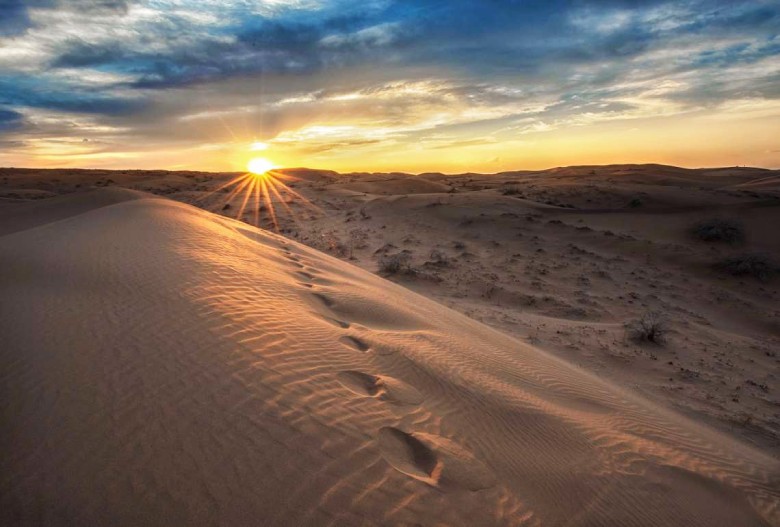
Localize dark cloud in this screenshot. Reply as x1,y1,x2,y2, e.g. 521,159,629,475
29,0,778,95
0,0,131,36
52,41,126,68
0,76,146,116
0,0,51,36
0,107,24,131
128,14,377,88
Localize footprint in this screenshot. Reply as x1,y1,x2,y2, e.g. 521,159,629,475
317,314,350,329
296,271,315,282
377,428,496,491
336,371,423,405
311,292,335,308
339,335,370,352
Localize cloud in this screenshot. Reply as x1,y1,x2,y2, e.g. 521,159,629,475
0,107,24,131
0,0,778,169
10,0,779,92
0,75,145,116
0,0,50,36
0,0,133,37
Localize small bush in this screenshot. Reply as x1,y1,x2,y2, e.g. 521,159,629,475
627,198,643,208
692,218,745,244
626,312,667,344
426,249,451,267
502,187,523,196
716,253,775,281
379,252,413,275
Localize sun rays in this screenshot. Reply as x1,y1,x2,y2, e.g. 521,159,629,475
247,157,276,175
200,169,319,231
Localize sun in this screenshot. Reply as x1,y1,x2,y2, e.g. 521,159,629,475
247,157,276,175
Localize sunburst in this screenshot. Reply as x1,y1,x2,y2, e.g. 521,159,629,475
247,157,275,175
200,166,319,231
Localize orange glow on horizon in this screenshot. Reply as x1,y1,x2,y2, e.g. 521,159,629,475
4,101,779,172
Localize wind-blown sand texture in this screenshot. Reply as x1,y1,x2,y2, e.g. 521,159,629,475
1,187,778,526
6,164,776,451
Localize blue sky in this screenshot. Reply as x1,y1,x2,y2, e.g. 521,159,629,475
0,0,778,171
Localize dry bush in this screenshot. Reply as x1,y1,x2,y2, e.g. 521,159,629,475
426,249,452,267
379,252,413,275
692,218,745,244
626,312,668,345
716,253,775,281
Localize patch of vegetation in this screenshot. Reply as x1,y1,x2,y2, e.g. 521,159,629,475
691,218,745,244
425,249,452,268
716,253,775,281
626,311,668,345
379,252,413,275
627,198,643,208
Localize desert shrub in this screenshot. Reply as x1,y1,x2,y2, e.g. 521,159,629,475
502,186,523,196
347,228,369,258
379,252,413,275
627,198,643,208
692,218,745,244
427,249,451,267
626,311,668,344
716,253,775,281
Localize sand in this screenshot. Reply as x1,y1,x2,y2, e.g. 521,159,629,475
1,168,779,526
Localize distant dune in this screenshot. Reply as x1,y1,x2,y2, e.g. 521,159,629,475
1,186,779,526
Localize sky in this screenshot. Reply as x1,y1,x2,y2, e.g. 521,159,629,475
0,0,779,173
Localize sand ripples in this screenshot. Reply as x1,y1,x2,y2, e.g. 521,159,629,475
1,196,777,526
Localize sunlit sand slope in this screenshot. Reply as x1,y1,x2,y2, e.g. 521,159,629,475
1,193,778,526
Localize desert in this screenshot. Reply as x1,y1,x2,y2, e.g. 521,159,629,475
1,165,779,526
2,0,780,524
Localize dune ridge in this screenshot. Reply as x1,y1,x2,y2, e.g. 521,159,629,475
1,191,778,526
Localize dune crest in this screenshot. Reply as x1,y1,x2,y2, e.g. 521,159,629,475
1,193,778,526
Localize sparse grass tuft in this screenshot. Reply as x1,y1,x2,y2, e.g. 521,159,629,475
379,252,413,275
626,311,668,345
692,218,745,244
716,253,775,281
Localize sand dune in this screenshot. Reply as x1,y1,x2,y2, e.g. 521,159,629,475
2,190,778,526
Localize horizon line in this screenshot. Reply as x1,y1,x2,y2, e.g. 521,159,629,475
1,162,778,176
